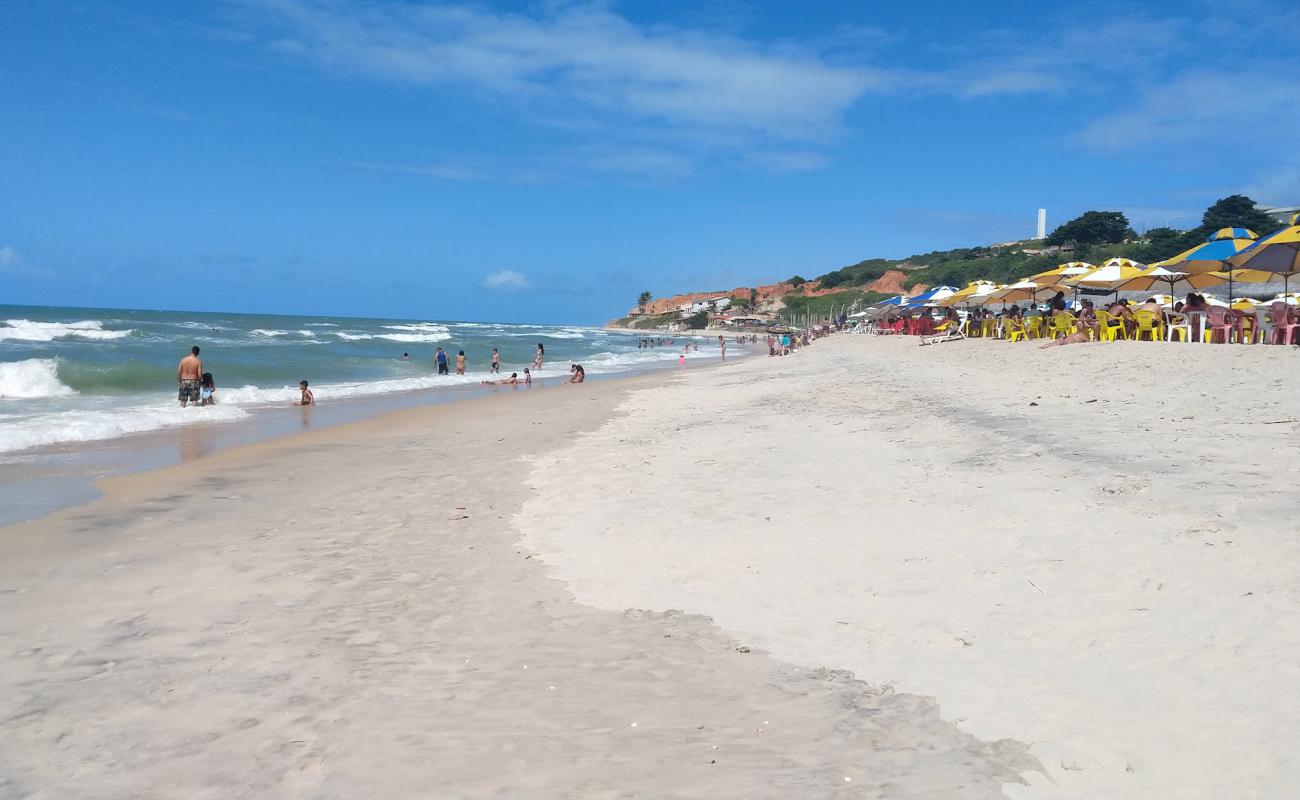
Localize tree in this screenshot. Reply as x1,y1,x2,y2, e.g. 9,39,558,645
748,287,758,311
1044,211,1135,247
788,275,807,287
1195,195,1277,238
637,291,652,315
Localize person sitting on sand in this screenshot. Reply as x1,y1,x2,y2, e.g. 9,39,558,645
482,372,518,386
295,380,314,405
199,372,217,406
569,364,585,383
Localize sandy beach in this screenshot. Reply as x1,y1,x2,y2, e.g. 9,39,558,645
3,336,1298,798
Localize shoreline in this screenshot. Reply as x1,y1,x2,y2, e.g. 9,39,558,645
0,346,1033,798
0,348,749,527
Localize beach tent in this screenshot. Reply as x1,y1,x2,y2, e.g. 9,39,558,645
1226,214,1300,296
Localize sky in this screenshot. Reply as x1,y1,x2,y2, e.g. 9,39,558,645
2,0,1299,323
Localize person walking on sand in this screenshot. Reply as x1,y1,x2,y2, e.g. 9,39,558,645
177,346,203,407
490,348,501,374
534,343,544,370
455,350,466,375
435,347,450,375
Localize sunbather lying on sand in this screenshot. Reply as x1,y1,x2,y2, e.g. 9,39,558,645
1039,331,1090,348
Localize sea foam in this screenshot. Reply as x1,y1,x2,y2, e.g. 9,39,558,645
0,359,77,399
0,319,133,342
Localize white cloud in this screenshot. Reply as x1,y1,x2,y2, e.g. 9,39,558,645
242,0,877,142
0,246,21,269
482,269,529,292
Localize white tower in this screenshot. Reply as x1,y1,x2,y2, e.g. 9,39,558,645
1036,208,1047,240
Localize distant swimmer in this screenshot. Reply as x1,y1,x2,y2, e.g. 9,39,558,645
435,346,449,375
490,348,501,374
177,346,203,407
402,352,409,360
482,372,519,386
295,380,315,405
456,350,466,375
569,364,585,383
534,343,544,369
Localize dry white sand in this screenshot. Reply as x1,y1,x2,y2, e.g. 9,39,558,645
1,373,1035,799
518,335,1300,799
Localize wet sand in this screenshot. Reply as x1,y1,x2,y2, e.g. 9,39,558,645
1,368,1034,799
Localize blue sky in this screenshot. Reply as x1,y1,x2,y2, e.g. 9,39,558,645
3,0,1299,323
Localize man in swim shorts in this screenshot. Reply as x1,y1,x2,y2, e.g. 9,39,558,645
177,346,203,407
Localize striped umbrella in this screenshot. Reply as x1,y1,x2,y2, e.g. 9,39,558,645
1068,258,1148,299
1153,227,1260,302
936,280,999,307
1117,265,1227,298
1226,215,1300,296
1027,262,1095,284
985,279,1071,305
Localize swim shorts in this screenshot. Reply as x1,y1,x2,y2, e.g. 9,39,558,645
179,379,200,403
437,363,449,374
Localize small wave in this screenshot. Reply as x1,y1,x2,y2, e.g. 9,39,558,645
333,331,452,343
0,403,250,454
0,319,133,342
382,323,451,333
250,329,289,337
295,330,317,337
304,322,339,327
0,359,77,399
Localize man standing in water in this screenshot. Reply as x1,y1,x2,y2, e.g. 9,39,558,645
490,348,501,374
177,346,203,407
435,347,449,375
718,335,727,361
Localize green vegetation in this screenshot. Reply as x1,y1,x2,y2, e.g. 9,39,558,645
637,290,652,315
787,275,807,287
613,311,678,329
807,194,1286,296
682,310,709,329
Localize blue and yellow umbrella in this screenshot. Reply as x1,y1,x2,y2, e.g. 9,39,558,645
1226,215,1300,295
1153,227,1259,301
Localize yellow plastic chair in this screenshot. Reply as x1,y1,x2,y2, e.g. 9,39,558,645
1047,314,1074,339
1094,310,1125,342
1166,314,1190,342
981,318,996,338
1133,310,1164,341
1023,316,1043,339
1006,318,1026,342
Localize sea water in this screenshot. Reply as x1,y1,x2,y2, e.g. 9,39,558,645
0,305,728,456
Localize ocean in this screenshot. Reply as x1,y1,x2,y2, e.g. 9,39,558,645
0,305,726,456
0,305,739,523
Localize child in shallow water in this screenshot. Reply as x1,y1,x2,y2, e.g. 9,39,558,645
199,372,216,406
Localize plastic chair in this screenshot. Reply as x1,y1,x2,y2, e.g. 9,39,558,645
1237,313,1258,344
1094,310,1125,341
1133,310,1164,341
1047,314,1074,339
980,318,996,338
1166,314,1191,342
1268,302,1300,345
1203,308,1236,344
1005,318,1026,342
1023,316,1043,339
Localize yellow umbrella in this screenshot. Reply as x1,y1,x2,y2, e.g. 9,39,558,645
985,279,1071,304
1226,222,1300,296
1118,265,1227,296
1068,258,1148,292
1027,262,1095,285
936,280,999,307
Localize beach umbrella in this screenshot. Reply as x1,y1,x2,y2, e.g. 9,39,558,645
1118,265,1228,298
1225,214,1300,297
985,279,1071,305
937,280,998,307
1068,258,1148,300
1027,262,1095,284
904,285,959,307
1154,227,1260,303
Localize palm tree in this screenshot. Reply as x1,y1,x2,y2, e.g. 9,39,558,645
637,291,652,315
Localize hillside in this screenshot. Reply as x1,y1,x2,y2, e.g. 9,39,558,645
615,194,1285,327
